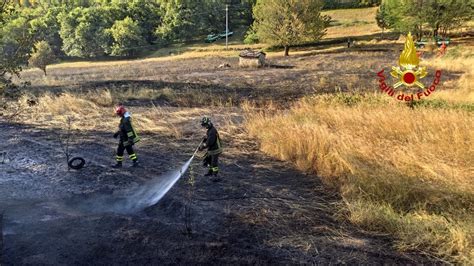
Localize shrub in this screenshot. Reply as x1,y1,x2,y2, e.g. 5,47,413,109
28,41,56,75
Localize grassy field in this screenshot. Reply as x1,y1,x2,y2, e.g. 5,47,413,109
13,44,472,263
425,45,474,103
245,49,474,263
322,7,381,38
5,5,474,263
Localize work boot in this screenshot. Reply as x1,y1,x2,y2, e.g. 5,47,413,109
112,162,122,168
132,160,139,167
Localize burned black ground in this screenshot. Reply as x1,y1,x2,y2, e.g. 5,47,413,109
0,120,432,264
0,51,442,264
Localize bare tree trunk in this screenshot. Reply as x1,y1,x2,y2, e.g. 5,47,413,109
434,22,439,37
419,24,423,41
284,46,290,56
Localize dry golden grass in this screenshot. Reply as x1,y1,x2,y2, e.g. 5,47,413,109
245,52,474,262
323,7,378,22
13,91,167,135
9,89,243,143
38,43,265,70
423,44,474,103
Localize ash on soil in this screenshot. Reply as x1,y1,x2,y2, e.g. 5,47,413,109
0,122,429,264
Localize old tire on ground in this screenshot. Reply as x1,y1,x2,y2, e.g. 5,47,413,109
68,157,85,170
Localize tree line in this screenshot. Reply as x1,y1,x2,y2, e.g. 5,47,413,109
2,0,256,58
1,0,473,93
376,0,473,40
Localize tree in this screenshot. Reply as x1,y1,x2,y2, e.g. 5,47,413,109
156,0,237,43
359,0,381,6
378,0,418,37
0,10,31,78
123,0,161,43
424,0,473,36
156,0,201,42
240,0,257,24
244,27,259,44
58,6,115,57
107,17,145,56
28,40,55,75
200,0,227,34
0,0,12,23
251,0,330,56
375,3,389,34
1,0,33,98
380,0,473,39
29,6,64,56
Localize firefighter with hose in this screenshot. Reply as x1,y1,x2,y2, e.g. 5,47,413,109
112,104,140,168
199,117,223,181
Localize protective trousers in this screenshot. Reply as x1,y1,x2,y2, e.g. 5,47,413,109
204,153,219,173
116,142,138,162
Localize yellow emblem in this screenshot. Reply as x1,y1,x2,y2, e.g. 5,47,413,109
390,32,427,89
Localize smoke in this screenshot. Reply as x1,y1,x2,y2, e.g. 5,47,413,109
69,153,197,215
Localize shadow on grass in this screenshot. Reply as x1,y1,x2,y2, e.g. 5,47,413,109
27,79,312,108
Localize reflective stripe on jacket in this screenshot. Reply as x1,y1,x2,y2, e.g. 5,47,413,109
118,112,140,144
206,125,222,155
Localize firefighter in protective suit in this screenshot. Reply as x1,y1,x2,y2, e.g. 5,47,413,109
199,117,223,181
112,104,140,168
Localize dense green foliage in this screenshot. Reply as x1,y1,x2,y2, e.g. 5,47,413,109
1,0,31,96
58,6,115,57
0,0,258,93
108,17,145,56
0,0,22,95
1,0,256,61
377,0,473,39
250,0,330,56
157,0,255,43
1,0,30,77
29,7,63,55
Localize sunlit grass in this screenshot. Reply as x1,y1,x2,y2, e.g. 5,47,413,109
322,7,381,38
423,44,474,103
245,50,474,263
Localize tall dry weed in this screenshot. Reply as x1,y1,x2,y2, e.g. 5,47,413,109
423,46,474,103
245,94,473,263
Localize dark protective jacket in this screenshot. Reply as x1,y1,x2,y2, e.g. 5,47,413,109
204,125,223,155
117,112,140,146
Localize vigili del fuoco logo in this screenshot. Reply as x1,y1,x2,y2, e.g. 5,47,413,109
377,32,442,101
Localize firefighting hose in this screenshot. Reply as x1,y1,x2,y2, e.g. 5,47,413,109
103,139,205,213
